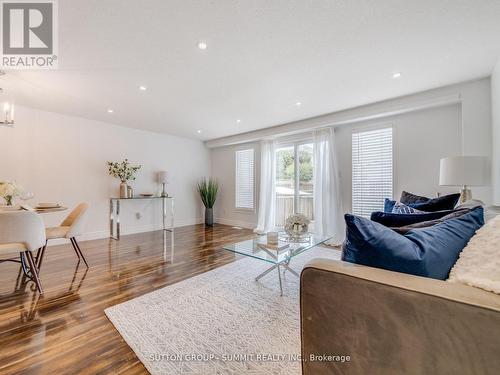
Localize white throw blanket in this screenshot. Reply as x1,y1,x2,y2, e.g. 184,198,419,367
448,215,500,294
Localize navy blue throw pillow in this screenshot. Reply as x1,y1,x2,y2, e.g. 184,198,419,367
391,208,473,234
409,193,460,212
384,193,460,213
342,207,484,280
371,209,457,227
400,191,431,205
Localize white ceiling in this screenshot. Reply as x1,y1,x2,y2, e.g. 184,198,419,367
2,0,500,141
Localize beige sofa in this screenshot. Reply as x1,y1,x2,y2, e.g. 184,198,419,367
300,258,500,375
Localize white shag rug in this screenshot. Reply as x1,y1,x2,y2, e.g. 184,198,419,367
105,246,340,375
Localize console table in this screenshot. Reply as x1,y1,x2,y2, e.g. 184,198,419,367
109,197,174,248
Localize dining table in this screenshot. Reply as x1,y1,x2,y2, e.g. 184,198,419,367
0,206,68,214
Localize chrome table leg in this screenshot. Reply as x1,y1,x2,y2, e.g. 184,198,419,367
110,199,120,240
255,263,279,281
171,198,175,250
281,262,300,277
277,265,283,296
254,258,300,296
116,200,120,240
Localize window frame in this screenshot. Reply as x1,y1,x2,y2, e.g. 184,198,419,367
235,147,256,211
351,123,395,217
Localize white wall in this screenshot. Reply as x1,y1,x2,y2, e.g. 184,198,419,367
0,105,210,240
459,79,493,201
211,142,260,228
336,104,462,212
492,58,500,205
211,79,493,228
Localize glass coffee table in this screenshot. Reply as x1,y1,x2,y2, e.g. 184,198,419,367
223,233,332,295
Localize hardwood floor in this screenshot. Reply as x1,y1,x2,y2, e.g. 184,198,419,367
0,224,255,374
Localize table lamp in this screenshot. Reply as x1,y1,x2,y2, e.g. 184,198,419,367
158,171,169,197
439,156,489,204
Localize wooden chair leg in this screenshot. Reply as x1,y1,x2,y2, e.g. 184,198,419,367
70,238,81,260
72,238,89,268
24,251,43,294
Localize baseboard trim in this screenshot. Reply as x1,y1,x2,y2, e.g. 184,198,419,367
214,217,256,230
47,217,204,245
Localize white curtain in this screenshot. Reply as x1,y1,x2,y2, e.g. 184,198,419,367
313,127,345,244
255,140,276,234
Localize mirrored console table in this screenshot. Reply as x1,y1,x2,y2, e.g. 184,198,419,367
109,197,174,249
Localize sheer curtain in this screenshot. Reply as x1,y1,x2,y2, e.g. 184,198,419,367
255,140,276,234
313,127,345,244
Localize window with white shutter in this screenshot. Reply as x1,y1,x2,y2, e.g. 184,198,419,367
235,149,255,209
352,127,393,218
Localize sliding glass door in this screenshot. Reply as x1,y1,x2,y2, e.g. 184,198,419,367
275,142,314,228
275,146,295,227
298,143,314,220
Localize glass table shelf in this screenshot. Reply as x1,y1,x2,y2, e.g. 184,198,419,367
223,232,332,295
223,233,331,264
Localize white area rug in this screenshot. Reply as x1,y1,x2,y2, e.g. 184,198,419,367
105,246,340,375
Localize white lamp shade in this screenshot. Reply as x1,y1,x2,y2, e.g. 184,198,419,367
439,156,489,186
157,171,169,184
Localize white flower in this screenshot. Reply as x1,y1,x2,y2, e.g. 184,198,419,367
0,181,23,199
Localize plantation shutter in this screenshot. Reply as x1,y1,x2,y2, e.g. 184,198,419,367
352,127,393,218
235,149,255,209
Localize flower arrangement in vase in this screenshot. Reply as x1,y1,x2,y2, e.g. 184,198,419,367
107,159,142,198
0,181,23,206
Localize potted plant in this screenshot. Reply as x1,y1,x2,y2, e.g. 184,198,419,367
197,177,218,226
107,159,142,198
0,181,23,206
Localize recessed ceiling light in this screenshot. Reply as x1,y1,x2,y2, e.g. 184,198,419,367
295,102,302,107
236,119,241,123
107,109,114,113
392,72,402,79
138,85,147,91
197,129,202,134
197,41,208,50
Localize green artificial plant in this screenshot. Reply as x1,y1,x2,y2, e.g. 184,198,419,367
197,177,219,208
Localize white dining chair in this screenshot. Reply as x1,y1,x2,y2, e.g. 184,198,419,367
37,203,89,269
0,211,46,294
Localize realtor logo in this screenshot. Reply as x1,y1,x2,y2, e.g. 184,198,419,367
1,0,58,69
